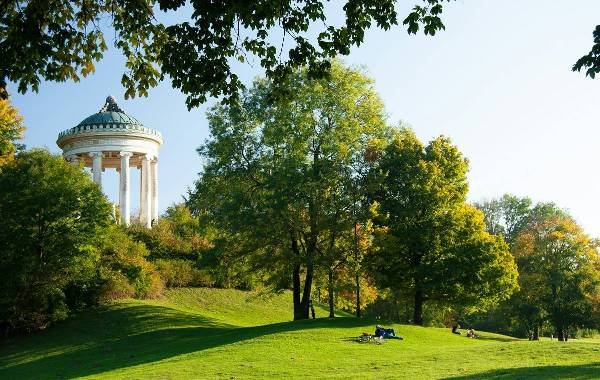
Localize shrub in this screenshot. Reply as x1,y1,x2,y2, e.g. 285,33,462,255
154,259,214,287
127,204,212,261
98,226,164,300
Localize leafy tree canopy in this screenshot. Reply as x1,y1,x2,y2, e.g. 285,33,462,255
475,194,566,249
369,128,519,325
1,0,451,107
513,212,600,340
190,61,389,319
0,149,112,333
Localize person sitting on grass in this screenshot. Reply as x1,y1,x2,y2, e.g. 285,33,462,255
452,324,461,335
467,328,477,338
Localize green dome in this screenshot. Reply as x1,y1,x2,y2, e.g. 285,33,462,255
76,96,143,127
77,111,142,127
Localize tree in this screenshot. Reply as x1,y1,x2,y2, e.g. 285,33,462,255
0,97,25,165
475,195,566,250
574,25,600,79
473,196,582,339
369,129,518,325
513,214,600,341
189,61,389,319
0,149,112,334
1,0,450,107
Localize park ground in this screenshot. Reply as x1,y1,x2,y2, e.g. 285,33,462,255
1,288,599,379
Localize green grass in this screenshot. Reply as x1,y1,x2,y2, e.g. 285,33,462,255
1,288,599,379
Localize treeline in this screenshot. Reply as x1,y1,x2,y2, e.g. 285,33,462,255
468,195,600,340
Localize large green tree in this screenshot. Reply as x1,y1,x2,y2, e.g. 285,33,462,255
0,149,112,334
369,129,518,325
1,0,450,106
190,61,388,319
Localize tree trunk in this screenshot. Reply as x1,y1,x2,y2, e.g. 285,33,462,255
413,287,424,326
328,268,335,318
532,326,539,340
298,261,314,320
292,264,302,320
355,273,361,318
557,327,565,341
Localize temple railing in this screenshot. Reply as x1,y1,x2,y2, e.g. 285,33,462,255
58,124,162,140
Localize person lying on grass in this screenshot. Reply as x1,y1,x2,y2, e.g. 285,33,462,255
452,324,461,335
375,325,403,340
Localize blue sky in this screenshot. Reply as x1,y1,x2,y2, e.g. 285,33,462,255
10,1,600,236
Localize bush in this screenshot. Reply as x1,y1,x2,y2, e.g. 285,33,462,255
98,226,164,300
127,204,212,261
98,271,136,302
155,259,214,287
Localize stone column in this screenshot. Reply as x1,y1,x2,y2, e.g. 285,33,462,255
90,152,103,189
119,151,133,226
140,162,147,225
140,154,152,228
151,158,158,224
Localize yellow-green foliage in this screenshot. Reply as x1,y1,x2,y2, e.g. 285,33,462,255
99,226,164,300
128,204,212,261
154,259,214,288
0,98,25,165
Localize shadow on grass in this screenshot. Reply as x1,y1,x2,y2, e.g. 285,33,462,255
0,304,371,379
446,362,600,379
470,335,519,343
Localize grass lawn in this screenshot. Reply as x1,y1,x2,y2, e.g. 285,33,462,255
1,288,599,379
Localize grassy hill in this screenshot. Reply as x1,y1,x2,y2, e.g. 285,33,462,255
1,288,598,379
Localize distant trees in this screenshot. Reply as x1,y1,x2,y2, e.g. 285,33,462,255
368,129,519,325
0,150,112,333
514,214,599,341
475,195,600,340
190,61,389,320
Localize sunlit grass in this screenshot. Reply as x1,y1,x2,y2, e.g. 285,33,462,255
1,288,598,379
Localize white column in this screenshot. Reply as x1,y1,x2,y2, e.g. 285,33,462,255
90,152,103,189
151,158,158,224
119,151,133,226
140,162,147,225
141,154,152,228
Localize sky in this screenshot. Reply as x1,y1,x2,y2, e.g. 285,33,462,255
10,1,600,236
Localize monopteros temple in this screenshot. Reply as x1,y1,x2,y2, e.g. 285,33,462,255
57,96,162,227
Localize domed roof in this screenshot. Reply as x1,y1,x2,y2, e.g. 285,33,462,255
57,96,162,144
76,96,143,127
